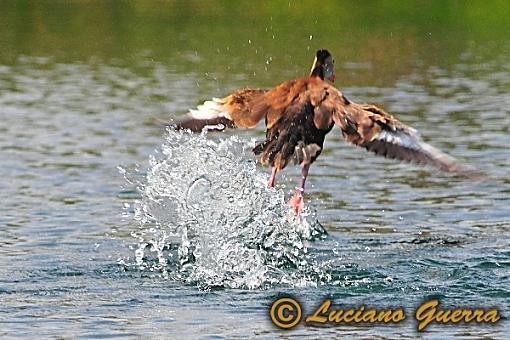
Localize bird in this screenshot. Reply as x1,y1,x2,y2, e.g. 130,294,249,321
169,49,480,213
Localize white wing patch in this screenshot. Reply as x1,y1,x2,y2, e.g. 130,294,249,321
188,98,232,120
376,130,421,150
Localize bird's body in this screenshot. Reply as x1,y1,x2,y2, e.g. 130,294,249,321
171,49,477,212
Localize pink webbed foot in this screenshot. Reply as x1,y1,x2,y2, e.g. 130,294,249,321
288,188,304,214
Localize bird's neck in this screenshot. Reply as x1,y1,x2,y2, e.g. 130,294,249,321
310,65,325,80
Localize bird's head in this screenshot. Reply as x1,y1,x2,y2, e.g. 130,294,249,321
310,49,336,82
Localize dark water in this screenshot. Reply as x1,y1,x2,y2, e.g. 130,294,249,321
1,1,509,338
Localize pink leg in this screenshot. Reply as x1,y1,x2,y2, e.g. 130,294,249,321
268,167,278,188
288,163,310,213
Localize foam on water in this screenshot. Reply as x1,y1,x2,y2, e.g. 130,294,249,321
124,130,330,289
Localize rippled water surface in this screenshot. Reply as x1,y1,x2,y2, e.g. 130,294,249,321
1,1,509,338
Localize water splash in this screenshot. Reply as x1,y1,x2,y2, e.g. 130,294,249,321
126,129,330,289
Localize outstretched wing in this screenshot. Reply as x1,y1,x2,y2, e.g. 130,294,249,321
318,87,481,177
169,77,315,132
168,88,268,132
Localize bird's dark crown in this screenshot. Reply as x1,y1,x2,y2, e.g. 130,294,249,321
310,49,333,80
315,49,332,62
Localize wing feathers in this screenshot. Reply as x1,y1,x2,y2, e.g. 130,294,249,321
330,100,481,177
172,88,268,132
169,74,481,179
172,116,236,132
188,98,230,120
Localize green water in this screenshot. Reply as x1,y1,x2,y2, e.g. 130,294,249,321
2,1,509,78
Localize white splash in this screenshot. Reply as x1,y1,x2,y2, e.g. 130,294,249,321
127,129,329,289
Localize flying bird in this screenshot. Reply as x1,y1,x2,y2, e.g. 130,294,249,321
169,49,478,213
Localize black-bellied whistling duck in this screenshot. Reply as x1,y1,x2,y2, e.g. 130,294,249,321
172,49,478,213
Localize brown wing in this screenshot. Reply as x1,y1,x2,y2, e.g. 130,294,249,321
168,88,266,132
170,77,314,132
314,86,482,177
